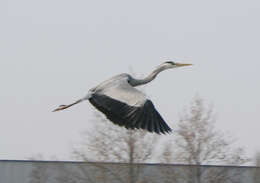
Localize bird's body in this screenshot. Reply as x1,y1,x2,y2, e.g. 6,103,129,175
89,73,146,107
53,62,192,134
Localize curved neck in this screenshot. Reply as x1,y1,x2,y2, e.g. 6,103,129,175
130,66,166,87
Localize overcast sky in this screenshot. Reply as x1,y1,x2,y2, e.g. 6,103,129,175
1,0,260,163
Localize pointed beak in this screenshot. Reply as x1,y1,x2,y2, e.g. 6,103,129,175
175,63,193,67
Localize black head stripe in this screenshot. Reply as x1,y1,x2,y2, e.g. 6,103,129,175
164,61,175,65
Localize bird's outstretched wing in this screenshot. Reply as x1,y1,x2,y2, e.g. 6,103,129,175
89,79,172,134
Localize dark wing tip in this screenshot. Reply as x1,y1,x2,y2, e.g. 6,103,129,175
89,94,172,135
144,100,172,135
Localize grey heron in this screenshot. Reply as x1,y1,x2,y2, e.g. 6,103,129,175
53,62,192,134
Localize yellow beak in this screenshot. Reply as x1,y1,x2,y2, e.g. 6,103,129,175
175,63,193,67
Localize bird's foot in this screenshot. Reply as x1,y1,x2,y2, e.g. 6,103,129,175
52,105,68,112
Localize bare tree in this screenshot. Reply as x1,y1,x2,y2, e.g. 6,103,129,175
28,163,49,183
57,111,159,183
28,155,55,183
253,152,260,183
254,152,260,167
29,95,251,183
160,96,249,183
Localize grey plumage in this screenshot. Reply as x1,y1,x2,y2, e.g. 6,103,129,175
53,62,192,134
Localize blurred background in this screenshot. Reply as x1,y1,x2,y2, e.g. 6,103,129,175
0,0,260,166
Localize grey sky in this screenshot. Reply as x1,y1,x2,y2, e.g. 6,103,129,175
0,0,260,162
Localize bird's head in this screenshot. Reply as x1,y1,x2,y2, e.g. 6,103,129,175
160,61,192,69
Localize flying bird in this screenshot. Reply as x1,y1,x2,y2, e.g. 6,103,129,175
53,62,192,134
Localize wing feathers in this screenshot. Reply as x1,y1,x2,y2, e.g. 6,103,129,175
89,94,172,134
